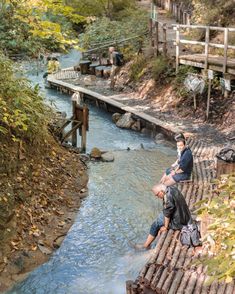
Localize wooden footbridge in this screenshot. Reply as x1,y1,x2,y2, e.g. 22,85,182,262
150,2,235,82
126,138,235,294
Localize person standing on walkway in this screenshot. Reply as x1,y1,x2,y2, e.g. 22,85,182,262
160,137,193,186
109,47,123,90
135,184,191,249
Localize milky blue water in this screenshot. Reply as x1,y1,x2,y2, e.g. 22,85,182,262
8,51,176,294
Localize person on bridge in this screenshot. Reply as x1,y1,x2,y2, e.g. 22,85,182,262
109,47,123,90
135,184,191,249
43,57,61,79
160,136,193,186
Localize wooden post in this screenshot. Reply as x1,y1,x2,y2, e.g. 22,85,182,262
72,101,77,147
176,4,179,22
223,73,231,98
81,105,88,153
193,93,197,110
204,26,210,70
155,21,159,56
126,280,132,294
223,28,228,73
206,78,212,119
176,25,180,73
149,18,154,47
163,24,167,57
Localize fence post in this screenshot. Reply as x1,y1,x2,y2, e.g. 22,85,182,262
72,101,77,147
163,23,167,57
149,18,154,47
176,25,180,73
204,27,210,70
223,28,228,74
155,21,159,56
81,105,88,153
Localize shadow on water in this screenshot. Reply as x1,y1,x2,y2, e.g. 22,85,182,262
8,51,177,294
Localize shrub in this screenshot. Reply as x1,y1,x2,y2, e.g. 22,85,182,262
129,54,146,81
151,56,169,81
195,173,235,283
0,52,50,145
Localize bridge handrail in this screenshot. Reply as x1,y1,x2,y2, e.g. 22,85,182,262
173,24,235,73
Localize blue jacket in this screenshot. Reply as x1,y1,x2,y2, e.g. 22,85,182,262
178,147,193,175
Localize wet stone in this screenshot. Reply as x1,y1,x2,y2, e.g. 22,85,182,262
101,152,114,162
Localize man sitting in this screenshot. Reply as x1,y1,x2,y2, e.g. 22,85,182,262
160,137,193,186
135,184,191,249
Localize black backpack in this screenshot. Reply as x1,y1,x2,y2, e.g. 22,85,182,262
180,222,201,247
115,52,124,66
216,147,235,163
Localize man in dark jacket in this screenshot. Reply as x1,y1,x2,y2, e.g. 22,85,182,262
136,184,191,249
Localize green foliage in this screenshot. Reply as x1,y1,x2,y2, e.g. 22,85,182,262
66,0,136,19
0,0,85,56
79,8,148,51
191,0,235,26
196,173,235,283
0,52,50,144
151,56,170,81
129,54,146,81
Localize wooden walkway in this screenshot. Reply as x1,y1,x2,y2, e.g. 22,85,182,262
126,138,235,294
47,73,184,138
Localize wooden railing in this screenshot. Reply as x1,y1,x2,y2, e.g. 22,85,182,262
154,0,192,25
149,18,168,57
173,24,235,73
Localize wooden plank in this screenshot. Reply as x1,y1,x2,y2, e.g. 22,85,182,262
151,265,165,289
144,264,156,286
149,231,168,264
176,270,192,293
168,269,184,294
156,229,174,264
155,267,169,292
162,270,176,293
179,59,235,75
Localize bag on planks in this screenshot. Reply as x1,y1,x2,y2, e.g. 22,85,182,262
180,221,201,247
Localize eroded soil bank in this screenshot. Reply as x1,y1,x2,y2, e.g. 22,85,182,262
0,135,88,292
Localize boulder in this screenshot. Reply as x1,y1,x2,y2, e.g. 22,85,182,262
131,119,141,131
101,152,114,162
116,112,135,129
112,113,122,123
90,147,102,159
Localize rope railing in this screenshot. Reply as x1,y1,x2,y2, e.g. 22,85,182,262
81,31,149,57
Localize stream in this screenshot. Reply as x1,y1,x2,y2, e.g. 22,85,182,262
8,50,176,294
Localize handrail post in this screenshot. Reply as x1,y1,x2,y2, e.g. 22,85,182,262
149,18,154,47
155,21,159,56
72,100,77,147
81,105,88,153
175,25,180,73
223,28,228,73
163,23,167,57
204,26,210,70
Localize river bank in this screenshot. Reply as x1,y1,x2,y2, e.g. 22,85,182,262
0,134,88,292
